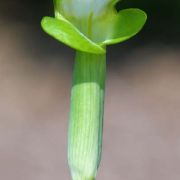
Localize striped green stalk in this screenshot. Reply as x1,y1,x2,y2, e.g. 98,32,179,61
69,51,106,180
41,0,147,179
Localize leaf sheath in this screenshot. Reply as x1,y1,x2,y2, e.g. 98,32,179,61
68,51,106,180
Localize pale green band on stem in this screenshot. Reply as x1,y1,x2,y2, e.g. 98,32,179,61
68,51,106,180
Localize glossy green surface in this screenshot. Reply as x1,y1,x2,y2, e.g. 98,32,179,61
41,8,147,49
101,8,147,45
41,16,105,54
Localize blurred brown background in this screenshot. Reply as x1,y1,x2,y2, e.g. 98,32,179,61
0,1,180,180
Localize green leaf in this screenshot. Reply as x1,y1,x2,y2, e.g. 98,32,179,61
101,8,147,45
41,16,105,54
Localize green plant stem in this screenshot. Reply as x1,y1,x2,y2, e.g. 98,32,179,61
68,51,106,180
